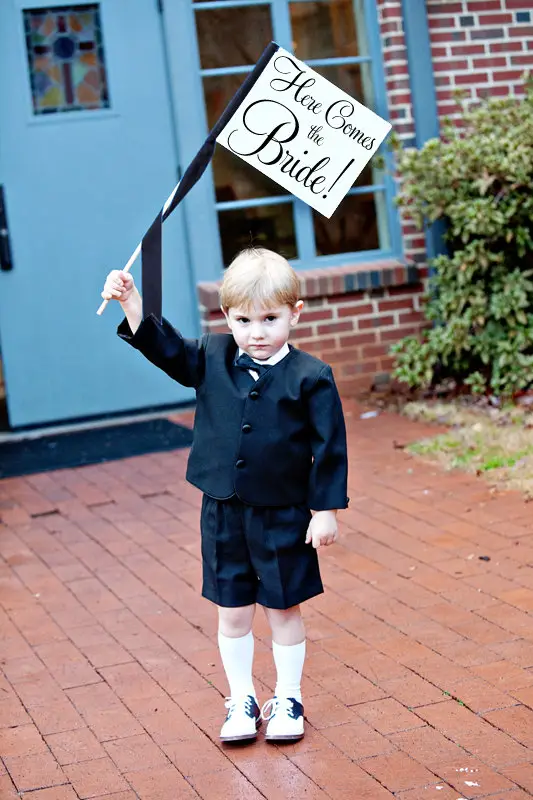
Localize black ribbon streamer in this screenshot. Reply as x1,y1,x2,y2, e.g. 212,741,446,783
141,40,280,321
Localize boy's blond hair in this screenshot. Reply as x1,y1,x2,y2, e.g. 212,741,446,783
220,248,300,311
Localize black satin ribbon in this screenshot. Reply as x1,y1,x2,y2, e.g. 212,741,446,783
141,41,280,321
234,352,272,374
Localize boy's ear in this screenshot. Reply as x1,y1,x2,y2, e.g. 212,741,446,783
221,305,230,322
290,300,304,326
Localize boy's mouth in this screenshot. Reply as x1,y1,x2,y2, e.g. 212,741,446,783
250,345,269,357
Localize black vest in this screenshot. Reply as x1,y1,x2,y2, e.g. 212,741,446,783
119,315,348,509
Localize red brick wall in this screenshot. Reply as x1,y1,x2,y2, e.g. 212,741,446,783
427,0,532,116
375,0,531,261
292,288,425,398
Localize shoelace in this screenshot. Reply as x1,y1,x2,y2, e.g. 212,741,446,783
260,696,294,721
224,696,254,718
224,697,235,717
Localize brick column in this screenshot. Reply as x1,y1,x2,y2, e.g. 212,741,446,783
377,0,429,267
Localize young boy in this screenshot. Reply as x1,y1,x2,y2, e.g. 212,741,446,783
102,248,348,743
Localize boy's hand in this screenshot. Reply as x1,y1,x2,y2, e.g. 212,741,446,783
102,270,135,304
305,510,338,549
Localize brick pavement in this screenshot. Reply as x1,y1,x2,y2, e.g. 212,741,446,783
1,402,532,799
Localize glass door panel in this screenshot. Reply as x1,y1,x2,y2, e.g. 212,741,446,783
312,63,371,106
219,204,298,264
313,192,388,256
195,1,297,262
290,0,360,60
196,3,273,69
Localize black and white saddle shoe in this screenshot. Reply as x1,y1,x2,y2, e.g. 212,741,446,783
261,696,305,741
220,695,261,742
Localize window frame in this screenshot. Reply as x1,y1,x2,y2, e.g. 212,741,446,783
162,0,401,283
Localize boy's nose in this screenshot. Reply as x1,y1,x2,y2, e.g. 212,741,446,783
250,325,264,340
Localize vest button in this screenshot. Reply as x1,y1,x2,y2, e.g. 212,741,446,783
242,424,252,434
235,459,245,469
249,390,259,400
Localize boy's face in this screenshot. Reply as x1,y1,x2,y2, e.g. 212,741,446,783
223,301,303,360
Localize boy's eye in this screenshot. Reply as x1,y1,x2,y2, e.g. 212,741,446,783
265,315,277,322
237,317,249,324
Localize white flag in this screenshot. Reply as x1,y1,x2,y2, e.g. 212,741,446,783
216,47,392,218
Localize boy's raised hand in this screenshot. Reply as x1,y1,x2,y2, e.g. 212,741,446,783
305,510,338,549
101,270,135,304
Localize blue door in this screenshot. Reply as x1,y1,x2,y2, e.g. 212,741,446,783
0,0,197,428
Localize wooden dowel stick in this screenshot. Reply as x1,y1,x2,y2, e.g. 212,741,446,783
96,241,142,315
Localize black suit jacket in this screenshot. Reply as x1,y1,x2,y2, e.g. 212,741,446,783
118,315,349,510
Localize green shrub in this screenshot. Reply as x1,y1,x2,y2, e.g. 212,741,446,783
391,79,533,398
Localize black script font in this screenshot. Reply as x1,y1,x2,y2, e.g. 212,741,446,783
325,100,376,150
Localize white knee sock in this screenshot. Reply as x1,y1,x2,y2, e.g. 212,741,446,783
218,630,256,700
272,640,306,702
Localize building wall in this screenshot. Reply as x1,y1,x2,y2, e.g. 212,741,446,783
427,0,532,113
198,0,530,397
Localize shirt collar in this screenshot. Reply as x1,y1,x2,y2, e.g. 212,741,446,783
238,342,290,367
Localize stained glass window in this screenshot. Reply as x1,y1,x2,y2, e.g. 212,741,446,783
23,4,110,115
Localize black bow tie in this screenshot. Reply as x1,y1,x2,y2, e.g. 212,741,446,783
234,352,272,374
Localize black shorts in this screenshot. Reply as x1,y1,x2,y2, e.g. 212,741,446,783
200,495,324,610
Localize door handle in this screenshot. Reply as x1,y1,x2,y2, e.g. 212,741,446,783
0,185,13,271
